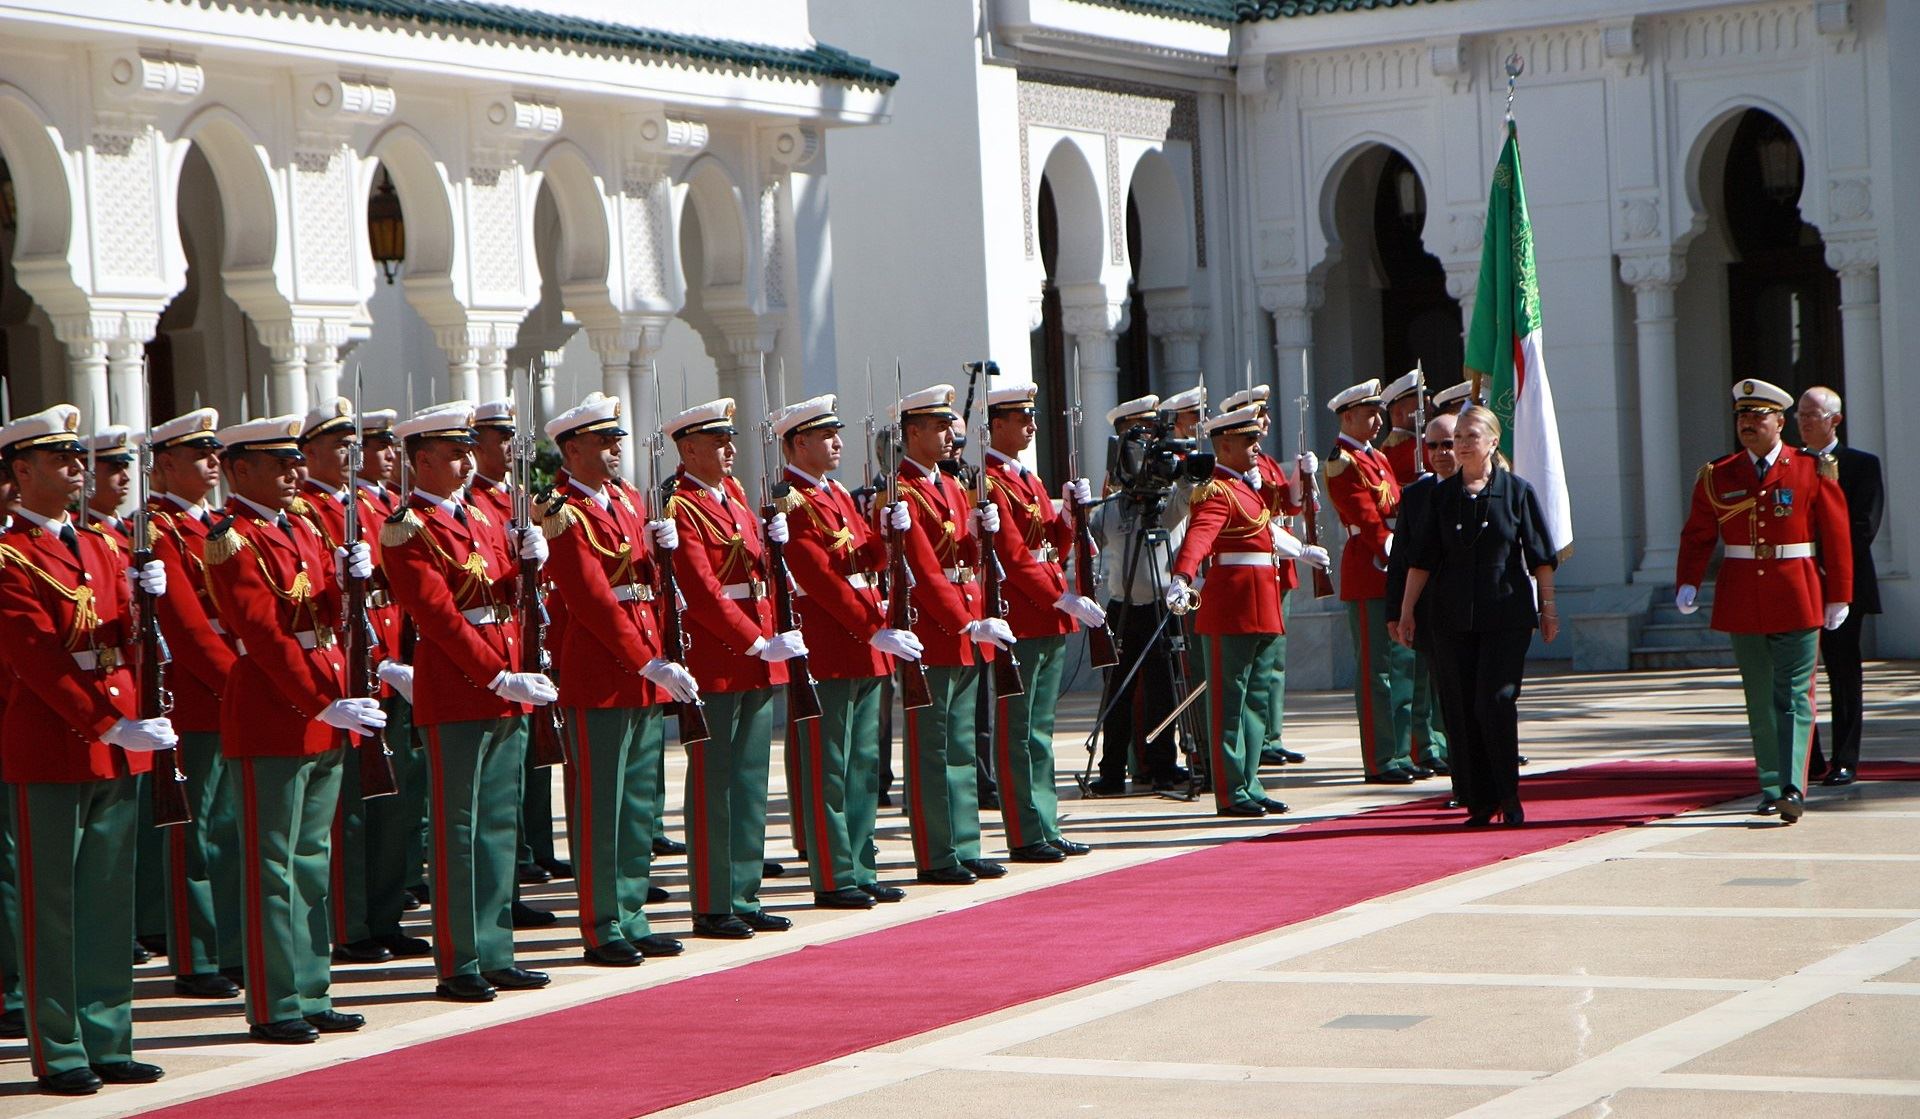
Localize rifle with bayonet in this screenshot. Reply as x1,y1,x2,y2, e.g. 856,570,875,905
1297,351,1335,599
1066,347,1117,668
885,359,932,711
965,358,1023,699
759,356,821,722
343,364,398,798
132,360,191,826
652,360,710,744
513,362,567,767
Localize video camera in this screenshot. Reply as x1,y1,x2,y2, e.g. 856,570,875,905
1106,419,1214,500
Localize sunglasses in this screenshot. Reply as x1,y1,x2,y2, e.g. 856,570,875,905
1424,439,1454,449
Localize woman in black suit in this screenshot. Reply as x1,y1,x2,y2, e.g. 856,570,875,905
1396,406,1559,826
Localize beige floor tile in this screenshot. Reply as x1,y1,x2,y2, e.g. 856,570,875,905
1562,1088,1920,1118
655,1067,834,1118
1869,958,1920,983
1479,856,1920,910
1676,993,1920,1080
1653,815,1920,855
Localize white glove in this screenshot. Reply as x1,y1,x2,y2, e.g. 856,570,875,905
335,542,373,582
1297,451,1320,477
1675,584,1699,615
869,628,925,661
489,671,558,706
316,697,388,735
751,630,809,662
641,658,700,703
887,501,911,532
1063,478,1093,506
1164,575,1197,616
973,503,1001,535
967,616,1015,649
1301,545,1331,571
377,660,415,705
1382,532,1394,557
1824,602,1850,631
517,525,548,565
102,716,178,753
1269,522,1306,560
127,560,167,597
1053,593,1107,629
647,518,679,552
763,512,789,546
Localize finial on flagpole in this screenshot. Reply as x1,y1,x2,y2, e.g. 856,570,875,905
1504,52,1524,124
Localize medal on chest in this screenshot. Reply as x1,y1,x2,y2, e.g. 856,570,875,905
1773,488,1793,520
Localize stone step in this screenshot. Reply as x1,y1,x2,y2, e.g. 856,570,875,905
1637,622,1733,650
1649,601,1715,627
1631,645,1739,670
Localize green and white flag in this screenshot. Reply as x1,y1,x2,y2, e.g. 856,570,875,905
1464,123,1573,556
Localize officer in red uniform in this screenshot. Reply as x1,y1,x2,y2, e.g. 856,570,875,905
380,402,558,999
1166,404,1328,816
0,404,176,1095
538,392,694,963
144,408,245,998
1677,378,1852,823
1378,369,1425,486
204,414,386,1044
773,395,921,908
1325,379,1421,783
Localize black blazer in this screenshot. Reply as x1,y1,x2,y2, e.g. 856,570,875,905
1385,473,1437,630
1829,445,1882,615
1408,467,1558,633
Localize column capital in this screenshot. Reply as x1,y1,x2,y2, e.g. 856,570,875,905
1617,251,1686,294
710,309,781,360
1824,236,1878,277
51,308,160,349
1256,278,1324,317
1143,292,1208,340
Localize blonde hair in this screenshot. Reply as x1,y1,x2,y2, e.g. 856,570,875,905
1457,405,1512,471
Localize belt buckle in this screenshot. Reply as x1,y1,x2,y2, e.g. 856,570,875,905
750,579,767,600
96,647,120,673
1753,543,1775,561
956,565,976,585
316,625,336,649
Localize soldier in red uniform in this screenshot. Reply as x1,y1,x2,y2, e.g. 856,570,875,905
204,414,386,1044
355,410,400,517
380,402,558,998
0,404,176,1094
773,395,921,908
981,383,1100,862
144,408,245,999
538,392,694,963
1325,379,1421,783
1166,405,1328,816
1677,378,1852,823
1378,369,1424,486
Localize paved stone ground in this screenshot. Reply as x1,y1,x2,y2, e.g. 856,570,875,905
3,662,1915,1117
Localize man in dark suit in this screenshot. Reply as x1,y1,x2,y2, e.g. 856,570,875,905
1387,411,1459,804
1796,386,1882,787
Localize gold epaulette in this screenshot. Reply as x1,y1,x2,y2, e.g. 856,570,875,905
381,508,424,549
1190,479,1223,504
1380,430,1411,448
205,519,248,566
468,504,492,527
1817,453,1839,481
85,526,122,554
289,496,313,517
1325,450,1353,479
147,519,164,548
774,487,807,516
540,498,579,541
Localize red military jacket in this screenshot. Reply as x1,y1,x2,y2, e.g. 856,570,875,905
665,472,787,695
541,478,667,709
779,466,889,680
204,498,351,757
1172,466,1288,636
0,515,149,782
1253,450,1305,595
1326,436,1400,602
469,474,513,527
295,479,403,671
1677,445,1853,634
381,492,526,727
895,459,987,668
983,453,1073,641
148,496,237,734
1381,429,1420,486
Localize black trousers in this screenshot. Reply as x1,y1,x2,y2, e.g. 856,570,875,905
1097,599,1182,781
1416,630,1467,804
1429,628,1533,812
1811,609,1866,774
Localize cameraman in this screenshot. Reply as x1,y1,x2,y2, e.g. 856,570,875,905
1086,388,1204,794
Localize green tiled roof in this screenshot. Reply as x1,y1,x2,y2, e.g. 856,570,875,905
274,1,898,86
1074,0,1452,24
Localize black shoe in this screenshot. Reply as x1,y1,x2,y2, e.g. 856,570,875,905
1009,842,1065,864
374,934,433,958
1256,797,1291,816
332,939,394,964
860,883,907,903
583,940,643,967
1279,749,1306,764
1753,796,1780,816
1051,838,1092,857
979,790,1001,810
1220,801,1267,818
916,865,977,885
814,886,876,909
1773,788,1805,824
303,1009,365,1033
1258,748,1290,766
434,974,497,1002
1463,808,1497,827
137,934,168,957
878,791,894,807
635,933,684,958
1446,798,1462,809
481,967,550,991
172,972,240,999
219,966,246,988
740,910,793,932
1499,798,1525,828
646,885,670,905
1364,771,1417,785
1822,767,1856,787
963,858,1007,879
0,1008,24,1039
511,901,557,928
400,890,422,912
1084,775,1127,797
1409,765,1435,779
692,913,755,939
762,861,787,879
37,1068,103,1095
249,1018,321,1043
91,1060,164,1084
1423,759,1452,776
132,940,151,965
408,883,432,905
537,857,573,880
516,862,552,884
1517,755,1530,766
652,835,687,856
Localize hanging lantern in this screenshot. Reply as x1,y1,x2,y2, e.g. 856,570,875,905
367,165,405,284
1395,166,1424,234
1755,120,1803,206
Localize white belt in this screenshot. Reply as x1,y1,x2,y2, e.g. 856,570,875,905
721,580,768,601
1725,543,1815,560
793,572,873,599
235,629,333,656
365,589,392,610
611,583,656,603
462,604,512,625
1033,544,1060,565
942,565,977,584
72,648,127,672
1213,553,1275,567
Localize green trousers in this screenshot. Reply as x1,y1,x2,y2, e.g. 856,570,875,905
565,705,665,946
685,688,773,915
1186,627,1211,761
0,783,24,1013
518,730,560,876
1411,648,1450,767
1261,595,1290,754
792,678,883,893
331,698,423,946
1731,630,1820,800
904,665,983,871
995,636,1066,848
422,717,527,978
133,776,166,941
232,750,343,1026
163,731,242,976
1206,633,1276,812
12,777,138,1076
1348,599,1415,776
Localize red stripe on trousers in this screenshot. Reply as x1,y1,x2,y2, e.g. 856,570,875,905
687,743,711,915
14,785,43,1074
328,798,347,945
424,729,455,977
996,696,1024,847
1357,607,1379,775
805,718,834,892
570,709,599,947
1208,636,1230,811
905,709,930,869
238,759,271,1023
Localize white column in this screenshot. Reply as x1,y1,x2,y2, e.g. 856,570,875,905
1144,292,1207,392
267,344,308,418
589,326,640,480
477,342,510,404
714,312,779,491
62,336,111,425
1621,254,1685,583
105,339,148,428
304,342,343,408
1261,279,1325,458
1061,298,1124,464
625,317,673,491
444,345,480,403
1827,242,1884,462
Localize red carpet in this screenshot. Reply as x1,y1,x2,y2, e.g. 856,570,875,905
151,759,1917,1118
